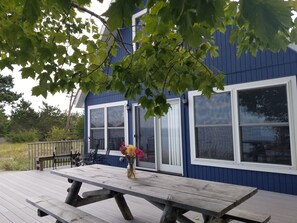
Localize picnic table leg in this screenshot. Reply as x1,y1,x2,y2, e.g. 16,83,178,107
55,180,82,223
146,200,195,223
202,214,229,223
113,193,134,220
160,204,179,223
65,180,82,205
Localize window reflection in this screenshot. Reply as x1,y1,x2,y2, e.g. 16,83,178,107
107,106,124,127
90,108,104,128
238,85,288,123
89,105,125,151
194,92,234,161
238,85,291,165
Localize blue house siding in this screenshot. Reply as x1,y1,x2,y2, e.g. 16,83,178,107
185,29,297,195
83,23,297,195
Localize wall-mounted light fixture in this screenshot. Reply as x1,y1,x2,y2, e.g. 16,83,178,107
182,94,188,105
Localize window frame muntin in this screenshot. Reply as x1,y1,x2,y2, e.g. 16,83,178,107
189,76,297,175
88,101,128,156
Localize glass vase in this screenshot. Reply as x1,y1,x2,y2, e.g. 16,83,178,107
127,158,136,179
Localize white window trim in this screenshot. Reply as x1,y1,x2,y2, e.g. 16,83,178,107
132,8,147,52
189,76,297,175
88,101,129,156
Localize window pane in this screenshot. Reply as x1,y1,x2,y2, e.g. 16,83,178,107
90,108,104,128
107,106,124,127
195,127,234,160
90,129,104,150
135,107,155,167
194,93,234,161
238,85,288,124
240,126,291,165
195,92,232,125
108,129,124,151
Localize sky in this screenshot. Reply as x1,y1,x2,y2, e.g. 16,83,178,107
4,0,111,115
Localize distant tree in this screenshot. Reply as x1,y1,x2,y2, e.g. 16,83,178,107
9,99,39,133
0,106,9,136
65,90,78,136
0,74,21,105
73,115,84,139
37,102,66,140
46,126,67,141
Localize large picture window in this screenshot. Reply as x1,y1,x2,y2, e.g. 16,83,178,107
88,102,128,153
189,76,297,173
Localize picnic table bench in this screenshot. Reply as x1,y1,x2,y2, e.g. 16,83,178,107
27,164,270,223
35,151,80,171
26,195,108,223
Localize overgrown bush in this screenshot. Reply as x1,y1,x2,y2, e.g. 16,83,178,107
5,129,38,143
74,115,84,139
47,126,67,141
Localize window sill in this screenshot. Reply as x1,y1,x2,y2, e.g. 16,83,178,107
191,158,297,175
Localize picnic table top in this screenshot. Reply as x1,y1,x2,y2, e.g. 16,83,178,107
51,164,257,218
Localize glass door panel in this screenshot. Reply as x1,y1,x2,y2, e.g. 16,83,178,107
135,107,156,169
159,101,182,173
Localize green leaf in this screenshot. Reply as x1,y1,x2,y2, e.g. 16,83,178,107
21,67,36,78
52,0,71,12
23,0,41,24
102,0,134,31
239,0,292,42
291,28,297,44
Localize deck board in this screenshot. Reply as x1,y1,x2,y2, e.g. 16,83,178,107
0,169,296,222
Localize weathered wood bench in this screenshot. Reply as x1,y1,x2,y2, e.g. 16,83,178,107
201,208,271,223
36,152,80,171
35,155,55,171
223,208,271,223
150,200,270,223
26,195,109,223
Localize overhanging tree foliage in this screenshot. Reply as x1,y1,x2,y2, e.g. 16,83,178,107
0,0,296,117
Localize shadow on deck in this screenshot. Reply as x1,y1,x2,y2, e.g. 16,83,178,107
0,169,296,223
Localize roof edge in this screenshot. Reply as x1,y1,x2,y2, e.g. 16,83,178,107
289,44,297,53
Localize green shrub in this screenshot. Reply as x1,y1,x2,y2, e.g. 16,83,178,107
74,115,84,139
47,126,66,141
5,129,38,143
0,143,28,171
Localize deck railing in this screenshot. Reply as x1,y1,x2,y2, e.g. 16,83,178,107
28,140,84,170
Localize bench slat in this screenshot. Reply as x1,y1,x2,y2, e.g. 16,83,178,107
223,207,271,223
26,195,108,223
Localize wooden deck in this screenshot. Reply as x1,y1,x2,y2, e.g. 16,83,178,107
0,169,296,223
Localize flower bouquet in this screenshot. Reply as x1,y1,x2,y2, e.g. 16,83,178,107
120,144,144,179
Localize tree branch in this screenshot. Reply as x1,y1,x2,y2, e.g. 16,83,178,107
71,2,132,55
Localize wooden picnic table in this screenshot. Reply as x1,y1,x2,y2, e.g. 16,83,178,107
49,164,260,223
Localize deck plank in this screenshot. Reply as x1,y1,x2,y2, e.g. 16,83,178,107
0,169,296,222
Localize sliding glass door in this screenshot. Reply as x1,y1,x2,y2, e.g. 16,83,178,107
133,99,182,174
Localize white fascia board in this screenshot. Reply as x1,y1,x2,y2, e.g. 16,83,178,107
74,90,87,108
289,44,297,53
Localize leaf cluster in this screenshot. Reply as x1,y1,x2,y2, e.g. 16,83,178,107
0,0,296,117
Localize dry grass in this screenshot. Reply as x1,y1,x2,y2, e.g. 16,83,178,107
0,143,28,171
